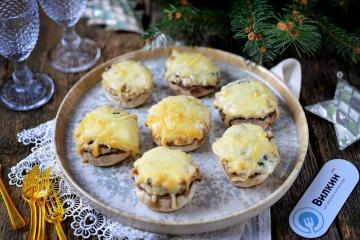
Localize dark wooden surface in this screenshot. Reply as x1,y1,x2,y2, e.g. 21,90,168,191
1,12,359,240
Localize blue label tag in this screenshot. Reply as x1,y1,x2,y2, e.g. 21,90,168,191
289,159,359,238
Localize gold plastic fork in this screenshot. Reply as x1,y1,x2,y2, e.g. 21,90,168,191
45,184,67,240
35,168,51,240
22,165,40,240
0,163,27,229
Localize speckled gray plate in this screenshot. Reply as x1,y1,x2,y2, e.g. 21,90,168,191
55,47,308,234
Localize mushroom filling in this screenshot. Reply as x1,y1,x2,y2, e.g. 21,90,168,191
224,152,275,180
137,180,198,198
218,108,276,126
229,111,276,125
151,130,208,147
170,80,215,90
82,142,125,157
103,84,145,101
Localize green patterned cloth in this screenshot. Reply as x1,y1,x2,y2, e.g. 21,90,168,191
85,0,143,33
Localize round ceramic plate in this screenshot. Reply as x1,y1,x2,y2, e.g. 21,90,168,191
55,47,308,234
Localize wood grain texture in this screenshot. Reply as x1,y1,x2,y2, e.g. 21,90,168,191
0,11,359,240
271,56,360,240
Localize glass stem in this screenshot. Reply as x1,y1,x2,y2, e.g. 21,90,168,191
61,26,81,49
12,61,33,90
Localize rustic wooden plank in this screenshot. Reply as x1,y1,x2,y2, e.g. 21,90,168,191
300,56,360,240
271,54,360,240
271,141,341,239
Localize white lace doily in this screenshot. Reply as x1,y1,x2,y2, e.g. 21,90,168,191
8,119,270,240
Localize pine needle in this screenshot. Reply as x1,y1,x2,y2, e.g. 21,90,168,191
315,15,360,64
143,0,360,64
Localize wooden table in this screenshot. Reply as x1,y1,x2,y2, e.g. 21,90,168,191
0,13,359,240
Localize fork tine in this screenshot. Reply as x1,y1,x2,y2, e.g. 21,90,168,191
46,183,64,218
36,168,43,192
55,193,63,212
23,165,36,185
44,169,51,191
51,192,61,213
22,165,39,194
45,201,51,215
44,168,51,179
47,184,58,212
37,168,51,191
49,192,57,213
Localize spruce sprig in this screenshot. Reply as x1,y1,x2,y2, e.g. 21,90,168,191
231,0,275,63
265,14,321,57
143,0,360,64
315,15,360,64
144,4,228,46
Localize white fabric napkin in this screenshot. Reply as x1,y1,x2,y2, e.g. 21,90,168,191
270,58,302,99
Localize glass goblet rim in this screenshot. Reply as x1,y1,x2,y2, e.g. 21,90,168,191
0,0,38,21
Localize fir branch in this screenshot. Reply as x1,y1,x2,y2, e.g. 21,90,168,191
231,0,274,38
315,15,360,63
164,5,228,37
144,4,228,46
287,0,319,14
328,0,351,14
264,14,321,57
231,0,275,63
143,0,359,64
243,40,276,63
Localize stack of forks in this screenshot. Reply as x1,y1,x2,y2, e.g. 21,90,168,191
1,163,66,239
22,165,67,240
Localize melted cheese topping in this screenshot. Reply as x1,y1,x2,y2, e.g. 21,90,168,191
165,50,219,87
133,146,197,194
74,106,139,157
212,124,279,178
102,60,153,97
145,95,211,145
214,80,279,122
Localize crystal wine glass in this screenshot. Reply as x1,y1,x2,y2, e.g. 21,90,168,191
0,0,54,111
38,0,101,73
